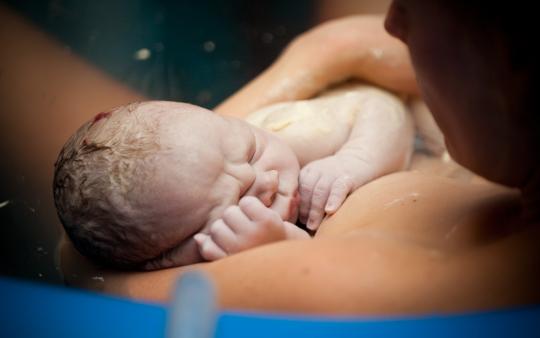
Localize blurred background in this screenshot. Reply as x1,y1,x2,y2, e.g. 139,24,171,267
0,0,390,285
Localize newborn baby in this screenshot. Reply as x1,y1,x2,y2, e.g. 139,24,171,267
54,83,413,270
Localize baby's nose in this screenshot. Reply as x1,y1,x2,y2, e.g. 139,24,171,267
256,170,279,207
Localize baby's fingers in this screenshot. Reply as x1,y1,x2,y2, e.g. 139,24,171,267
207,219,240,254
239,196,281,226
325,176,353,214
222,205,254,236
194,233,227,261
307,178,332,230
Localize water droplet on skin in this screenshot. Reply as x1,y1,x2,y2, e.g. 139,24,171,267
369,48,384,60
383,192,420,209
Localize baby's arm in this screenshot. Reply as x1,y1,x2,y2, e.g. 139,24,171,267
194,196,309,261
300,89,414,229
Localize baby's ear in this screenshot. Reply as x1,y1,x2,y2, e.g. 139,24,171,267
142,237,203,270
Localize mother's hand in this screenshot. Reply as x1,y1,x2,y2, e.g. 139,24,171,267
216,15,418,118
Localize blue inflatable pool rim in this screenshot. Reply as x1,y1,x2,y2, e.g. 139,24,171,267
1,276,539,338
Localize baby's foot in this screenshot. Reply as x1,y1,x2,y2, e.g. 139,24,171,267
194,196,288,261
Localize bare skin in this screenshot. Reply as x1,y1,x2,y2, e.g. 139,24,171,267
62,169,540,314
55,101,307,269
61,8,540,316
55,83,412,267
246,83,413,229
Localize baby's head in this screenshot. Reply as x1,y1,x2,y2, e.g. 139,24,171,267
54,101,300,270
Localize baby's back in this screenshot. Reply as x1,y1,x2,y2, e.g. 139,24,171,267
245,83,406,166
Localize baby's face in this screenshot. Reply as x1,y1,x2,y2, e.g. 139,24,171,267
212,117,301,223
152,102,300,243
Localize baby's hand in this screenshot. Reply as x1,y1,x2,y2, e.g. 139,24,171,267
299,155,372,230
194,196,287,261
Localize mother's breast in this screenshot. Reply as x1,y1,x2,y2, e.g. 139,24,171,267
316,171,520,252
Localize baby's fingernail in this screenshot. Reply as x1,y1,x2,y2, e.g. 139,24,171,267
307,219,316,230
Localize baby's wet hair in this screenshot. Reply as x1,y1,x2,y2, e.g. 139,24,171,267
53,104,171,269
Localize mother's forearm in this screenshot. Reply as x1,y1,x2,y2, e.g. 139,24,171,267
215,15,418,118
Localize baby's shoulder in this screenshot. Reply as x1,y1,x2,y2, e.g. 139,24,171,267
245,97,351,166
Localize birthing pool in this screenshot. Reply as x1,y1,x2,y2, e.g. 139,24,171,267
1,272,539,338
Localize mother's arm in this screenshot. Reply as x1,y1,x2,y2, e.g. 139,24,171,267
91,223,456,315
215,15,418,118
72,174,533,315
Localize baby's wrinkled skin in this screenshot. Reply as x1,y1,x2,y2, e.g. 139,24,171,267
247,83,413,229
54,84,413,269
